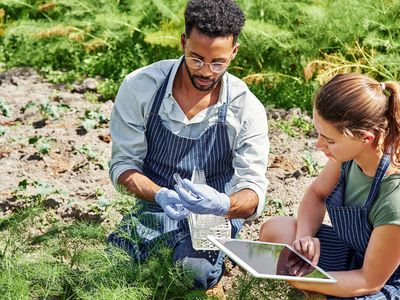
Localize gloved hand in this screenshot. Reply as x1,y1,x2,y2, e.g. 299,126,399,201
155,187,190,220
174,179,230,216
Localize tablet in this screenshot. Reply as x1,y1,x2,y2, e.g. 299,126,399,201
208,236,337,283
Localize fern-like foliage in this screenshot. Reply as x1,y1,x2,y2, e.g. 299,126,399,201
1,0,399,109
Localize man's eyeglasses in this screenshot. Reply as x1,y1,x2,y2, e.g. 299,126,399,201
185,55,232,74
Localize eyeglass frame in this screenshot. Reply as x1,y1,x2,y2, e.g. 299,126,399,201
184,51,236,74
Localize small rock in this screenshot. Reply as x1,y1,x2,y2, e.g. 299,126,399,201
43,198,61,209
10,76,19,86
72,78,98,93
82,78,98,91
292,170,302,179
98,133,111,143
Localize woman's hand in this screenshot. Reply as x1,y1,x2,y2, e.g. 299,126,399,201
292,236,321,267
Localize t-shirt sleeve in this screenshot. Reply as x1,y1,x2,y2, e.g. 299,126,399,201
371,180,400,227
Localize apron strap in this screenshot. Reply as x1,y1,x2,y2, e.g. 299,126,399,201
148,67,174,117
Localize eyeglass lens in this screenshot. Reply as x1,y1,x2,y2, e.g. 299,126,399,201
186,57,226,73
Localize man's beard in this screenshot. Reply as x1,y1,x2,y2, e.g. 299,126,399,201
184,61,225,92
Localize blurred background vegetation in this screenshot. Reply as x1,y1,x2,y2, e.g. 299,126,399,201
1,0,399,111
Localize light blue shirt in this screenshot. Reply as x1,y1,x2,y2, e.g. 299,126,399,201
109,57,269,220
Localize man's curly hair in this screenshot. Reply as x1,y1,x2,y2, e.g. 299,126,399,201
184,0,245,43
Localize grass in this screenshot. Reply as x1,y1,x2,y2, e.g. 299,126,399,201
0,191,200,299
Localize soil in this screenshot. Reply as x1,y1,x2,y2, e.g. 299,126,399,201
0,68,328,295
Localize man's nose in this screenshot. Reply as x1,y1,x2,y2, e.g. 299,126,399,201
199,63,213,76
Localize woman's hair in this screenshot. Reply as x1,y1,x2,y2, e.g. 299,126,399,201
314,73,400,165
184,0,245,44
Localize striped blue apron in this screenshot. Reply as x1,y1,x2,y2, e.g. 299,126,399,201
317,155,400,299
107,67,243,285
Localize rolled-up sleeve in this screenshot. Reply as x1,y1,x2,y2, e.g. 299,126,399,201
108,78,149,187
227,93,269,221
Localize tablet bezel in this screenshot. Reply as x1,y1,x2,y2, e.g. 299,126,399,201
207,236,337,283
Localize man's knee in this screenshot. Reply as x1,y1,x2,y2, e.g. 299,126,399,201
175,255,225,289
106,229,143,261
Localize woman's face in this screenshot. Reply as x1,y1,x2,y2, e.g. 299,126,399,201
313,110,366,163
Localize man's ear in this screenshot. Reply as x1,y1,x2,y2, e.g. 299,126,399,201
181,33,186,51
232,43,240,60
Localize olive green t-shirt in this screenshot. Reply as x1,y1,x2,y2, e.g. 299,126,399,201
344,160,400,227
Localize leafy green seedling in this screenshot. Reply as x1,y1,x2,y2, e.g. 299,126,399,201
292,116,313,136
273,120,298,138
78,144,97,160
81,109,109,131
20,100,70,120
302,150,322,177
39,101,71,120
29,135,55,155
268,198,285,216
20,101,37,114
0,100,10,117
0,125,5,136
76,144,107,170
12,179,66,205
273,115,313,138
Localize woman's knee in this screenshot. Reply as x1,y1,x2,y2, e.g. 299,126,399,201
259,216,297,244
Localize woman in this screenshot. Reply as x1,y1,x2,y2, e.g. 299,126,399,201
260,73,400,299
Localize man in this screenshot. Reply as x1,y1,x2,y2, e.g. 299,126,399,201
107,0,269,290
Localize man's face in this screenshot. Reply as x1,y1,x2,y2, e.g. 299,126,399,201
182,28,238,91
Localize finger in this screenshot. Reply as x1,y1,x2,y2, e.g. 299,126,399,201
288,259,305,276
164,205,190,220
294,261,308,276
311,238,320,266
181,179,208,197
174,185,199,204
176,208,190,220
307,238,315,259
182,179,197,191
180,202,205,214
292,240,301,253
299,238,314,259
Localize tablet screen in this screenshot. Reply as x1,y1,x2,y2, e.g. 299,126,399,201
208,237,336,283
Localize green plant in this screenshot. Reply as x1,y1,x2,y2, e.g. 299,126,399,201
28,135,55,155
302,150,322,177
78,144,97,160
11,179,65,205
84,91,99,103
0,125,5,136
0,99,10,116
273,120,298,138
97,79,120,101
272,115,314,138
292,116,314,136
20,100,70,120
77,144,106,170
81,109,109,131
20,101,37,114
268,198,285,216
39,100,70,120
